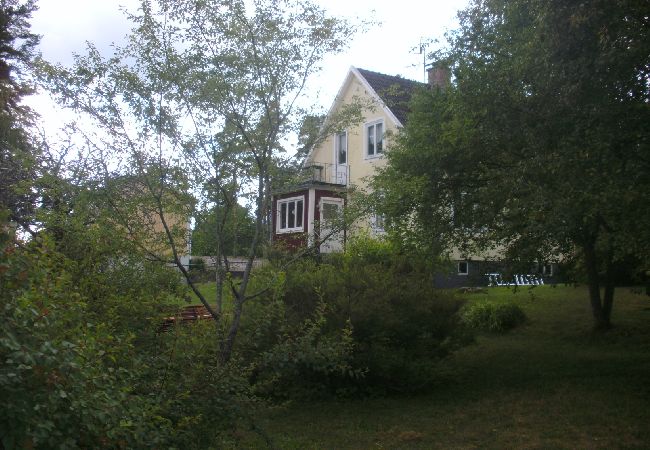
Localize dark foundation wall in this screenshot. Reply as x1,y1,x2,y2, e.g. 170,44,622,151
433,260,563,288
434,261,492,288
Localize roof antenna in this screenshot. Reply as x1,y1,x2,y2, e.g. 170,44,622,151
418,39,428,83
408,39,429,82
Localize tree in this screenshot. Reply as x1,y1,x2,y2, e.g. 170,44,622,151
192,203,256,257
376,0,650,329
269,114,324,190
0,0,40,227
40,0,357,361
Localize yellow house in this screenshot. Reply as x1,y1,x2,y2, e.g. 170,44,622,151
105,175,192,263
305,67,421,189
272,66,553,287
271,66,425,252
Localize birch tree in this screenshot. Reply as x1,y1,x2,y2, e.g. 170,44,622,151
40,0,356,361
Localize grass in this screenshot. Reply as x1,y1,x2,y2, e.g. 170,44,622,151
239,285,650,449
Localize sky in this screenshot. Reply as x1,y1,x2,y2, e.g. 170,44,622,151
28,0,469,135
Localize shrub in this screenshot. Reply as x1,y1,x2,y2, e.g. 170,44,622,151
0,235,174,449
0,226,257,448
189,256,206,272
249,297,362,399
256,237,469,395
460,301,527,333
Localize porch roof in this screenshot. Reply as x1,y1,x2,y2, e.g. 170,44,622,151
272,180,348,196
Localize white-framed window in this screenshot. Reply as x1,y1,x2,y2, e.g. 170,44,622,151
335,131,347,165
542,263,553,276
458,261,469,275
370,213,385,233
277,196,304,233
365,120,384,158
370,190,386,233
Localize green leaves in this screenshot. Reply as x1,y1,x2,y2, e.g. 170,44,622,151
379,0,649,275
0,219,185,447
460,300,527,333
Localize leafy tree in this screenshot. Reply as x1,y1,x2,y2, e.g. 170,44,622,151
0,206,264,448
40,0,357,361
295,114,325,163
377,0,650,329
192,203,256,256
0,192,177,447
0,0,40,227
269,114,324,191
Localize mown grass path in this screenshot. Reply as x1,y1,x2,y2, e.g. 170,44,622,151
244,286,650,449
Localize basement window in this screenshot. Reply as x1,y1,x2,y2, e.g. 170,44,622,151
542,263,553,276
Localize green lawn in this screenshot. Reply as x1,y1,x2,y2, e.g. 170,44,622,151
240,285,650,449
166,281,226,307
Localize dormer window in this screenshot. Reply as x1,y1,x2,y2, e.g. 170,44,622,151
366,120,384,157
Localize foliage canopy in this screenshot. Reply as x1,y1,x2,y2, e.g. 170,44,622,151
40,0,358,361
376,0,650,328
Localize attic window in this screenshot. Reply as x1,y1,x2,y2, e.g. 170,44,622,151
366,120,384,157
336,131,347,165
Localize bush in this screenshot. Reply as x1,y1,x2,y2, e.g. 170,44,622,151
0,225,257,448
0,235,174,449
248,297,362,399
460,301,527,333
255,236,469,395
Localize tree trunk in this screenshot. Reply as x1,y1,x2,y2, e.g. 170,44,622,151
602,281,615,327
583,240,609,330
215,256,224,315
219,168,268,363
220,297,243,364
602,254,616,328
215,205,224,315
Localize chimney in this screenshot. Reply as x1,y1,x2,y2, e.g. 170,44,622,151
427,63,451,90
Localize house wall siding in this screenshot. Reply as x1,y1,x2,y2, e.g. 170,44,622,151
271,186,348,251
309,75,395,191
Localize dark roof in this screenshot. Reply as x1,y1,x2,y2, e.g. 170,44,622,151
272,180,347,196
356,68,425,125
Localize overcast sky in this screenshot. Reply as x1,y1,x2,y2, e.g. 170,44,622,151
29,0,469,133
